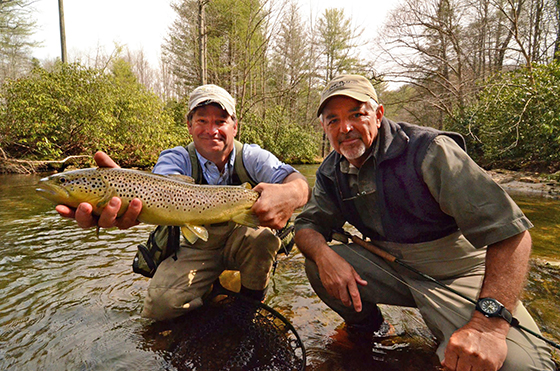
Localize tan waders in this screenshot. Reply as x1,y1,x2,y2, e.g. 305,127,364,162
142,222,280,321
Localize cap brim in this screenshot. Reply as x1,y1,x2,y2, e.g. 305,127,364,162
189,98,234,117
316,91,372,117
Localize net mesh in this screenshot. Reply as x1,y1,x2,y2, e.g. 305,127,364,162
145,294,305,371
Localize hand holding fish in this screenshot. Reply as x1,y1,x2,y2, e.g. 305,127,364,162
251,172,310,230
62,197,142,230
54,151,142,230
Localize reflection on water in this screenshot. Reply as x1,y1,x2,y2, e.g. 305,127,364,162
0,171,559,370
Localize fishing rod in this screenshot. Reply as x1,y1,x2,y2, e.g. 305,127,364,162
332,230,560,351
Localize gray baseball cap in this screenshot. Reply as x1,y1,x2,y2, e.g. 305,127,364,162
188,84,236,117
317,75,378,116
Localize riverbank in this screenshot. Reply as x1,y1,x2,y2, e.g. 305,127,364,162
0,155,92,174
488,169,560,199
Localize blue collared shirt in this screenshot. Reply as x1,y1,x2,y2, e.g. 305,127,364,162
152,143,297,185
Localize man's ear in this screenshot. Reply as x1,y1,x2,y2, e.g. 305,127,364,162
376,105,385,125
233,119,238,137
319,115,327,131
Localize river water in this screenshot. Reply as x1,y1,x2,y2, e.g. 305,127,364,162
0,167,559,370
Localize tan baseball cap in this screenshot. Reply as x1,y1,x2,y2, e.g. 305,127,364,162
188,84,236,117
317,75,378,116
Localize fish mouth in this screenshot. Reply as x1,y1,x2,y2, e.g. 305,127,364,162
35,187,57,197
35,177,70,202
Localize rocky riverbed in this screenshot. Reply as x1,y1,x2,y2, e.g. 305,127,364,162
488,169,560,199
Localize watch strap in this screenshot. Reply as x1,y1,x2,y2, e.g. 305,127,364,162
498,305,514,324
476,298,519,327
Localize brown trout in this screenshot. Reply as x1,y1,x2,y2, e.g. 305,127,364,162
36,168,260,243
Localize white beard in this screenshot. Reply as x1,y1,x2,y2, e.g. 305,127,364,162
340,140,366,160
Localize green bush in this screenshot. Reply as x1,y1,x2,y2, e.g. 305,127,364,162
0,61,178,167
0,61,320,168
163,97,192,147
239,105,320,164
447,62,560,171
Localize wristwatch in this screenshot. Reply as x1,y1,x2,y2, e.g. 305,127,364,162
476,297,518,326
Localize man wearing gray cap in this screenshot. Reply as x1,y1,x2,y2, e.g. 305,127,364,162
56,84,310,321
294,75,555,370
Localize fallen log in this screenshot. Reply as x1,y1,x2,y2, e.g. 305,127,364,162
0,155,91,174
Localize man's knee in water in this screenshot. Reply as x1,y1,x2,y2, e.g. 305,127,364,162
141,287,204,321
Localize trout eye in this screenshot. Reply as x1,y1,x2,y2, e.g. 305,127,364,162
59,177,67,184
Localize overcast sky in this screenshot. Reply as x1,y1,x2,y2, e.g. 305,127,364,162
32,0,398,66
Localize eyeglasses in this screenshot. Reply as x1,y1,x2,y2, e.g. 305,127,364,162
342,188,376,201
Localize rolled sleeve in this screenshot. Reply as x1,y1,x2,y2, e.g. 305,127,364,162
421,135,533,248
242,143,298,184
152,146,192,176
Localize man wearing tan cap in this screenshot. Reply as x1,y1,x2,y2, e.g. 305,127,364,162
294,75,555,370
56,84,310,321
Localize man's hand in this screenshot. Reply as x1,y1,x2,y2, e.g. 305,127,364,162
315,247,368,312
442,315,509,371
251,172,310,229
55,151,142,230
295,228,367,312
251,182,295,229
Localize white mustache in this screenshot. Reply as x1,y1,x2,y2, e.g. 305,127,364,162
339,134,362,143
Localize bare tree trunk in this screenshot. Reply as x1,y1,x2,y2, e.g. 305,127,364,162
495,10,514,69
198,0,208,85
58,0,67,63
531,0,543,62
554,0,560,60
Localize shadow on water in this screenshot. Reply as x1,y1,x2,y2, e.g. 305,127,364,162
0,172,559,370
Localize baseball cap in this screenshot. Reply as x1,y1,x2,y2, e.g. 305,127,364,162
188,84,236,117
317,75,378,116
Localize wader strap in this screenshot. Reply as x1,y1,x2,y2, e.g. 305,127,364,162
186,142,207,184
233,140,258,187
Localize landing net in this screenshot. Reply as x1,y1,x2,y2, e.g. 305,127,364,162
148,293,306,371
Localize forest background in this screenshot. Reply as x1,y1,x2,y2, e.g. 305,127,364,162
1,0,560,174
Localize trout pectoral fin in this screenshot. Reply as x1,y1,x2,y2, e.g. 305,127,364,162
96,197,112,210
181,227,198,244
231,211,260,228
181,224,209,244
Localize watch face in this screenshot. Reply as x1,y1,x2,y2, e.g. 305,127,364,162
480,299,500,314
